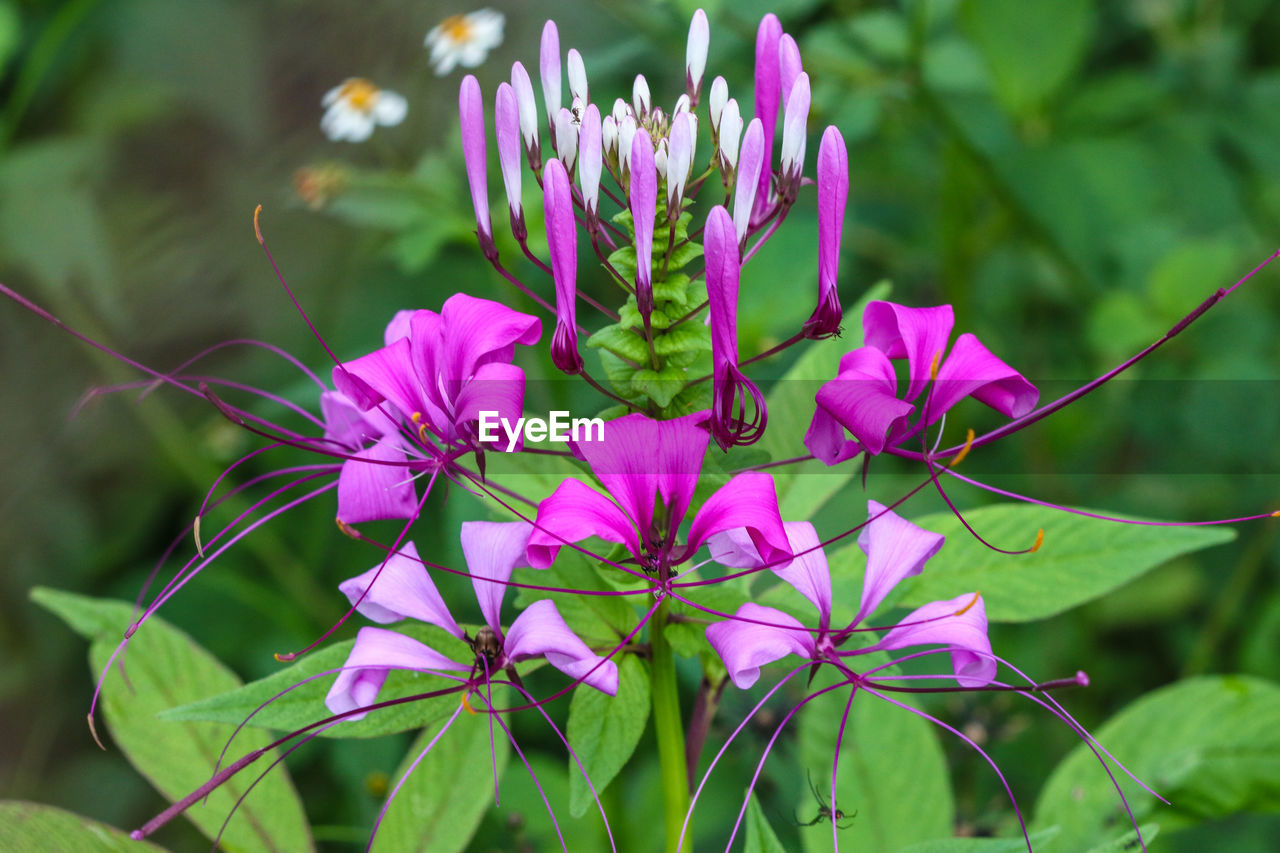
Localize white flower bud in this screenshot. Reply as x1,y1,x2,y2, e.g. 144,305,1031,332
618,114,638,173
567,48,589,105
633,74,651,116
708,76,728,131
654,138,669,179
601,114,618,158
612,97,630,125
555,107,578,172
673,94,691,116
686,9,709,95
718,98,742,170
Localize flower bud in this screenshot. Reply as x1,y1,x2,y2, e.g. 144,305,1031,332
539,21,562,130
686,9,709,98
633,74,651,116
494,82,523,221
579,103,603,217
709,76,728,130
718,98,743,171
555,107,578,172
510,62,540,158
567,48,588,105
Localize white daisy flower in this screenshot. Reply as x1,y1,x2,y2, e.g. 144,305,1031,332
425,9,505,76
320,78,407,143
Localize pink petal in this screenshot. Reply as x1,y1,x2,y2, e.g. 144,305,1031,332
874,593,996,688
688,471,790,564
709,521,832,625
706,603,814,689
855,500,945,626
803,403,862,466
337,541,463,638
928,332,1039,424
332,336,426,422
452,361,527,449
812,346,915,456
325,626,468,721
504,599,618,694
862,301,955,402
460,520,534,636
527,477,642,568
336,443,419,524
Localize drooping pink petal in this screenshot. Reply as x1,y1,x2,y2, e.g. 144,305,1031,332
504,599,618,694
709,521,832,626
862,301,956,403
811,347,915,456
854,500,945,627
495,82,523,216
802,404,862,466
733,119,765,242
927,332,1039,424
752,14,783,211
687,471,790,563
526,477,643,568
575,412,709,545
338,542,464,638
460,520,534,637
459,75,492,245
630,127,657,320
543,157,583,375
321,389,379,450
452,361,527,449
806,126,847,338
326,626,468,721
706,603,815,689
874,593,996,688
336,442,418,524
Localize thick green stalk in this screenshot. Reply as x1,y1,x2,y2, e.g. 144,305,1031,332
650,598,691,852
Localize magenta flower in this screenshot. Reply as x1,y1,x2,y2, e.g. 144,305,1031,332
706,501,994,689
327,521,618,721
803,126,847,340
705,205,766,450
333,294,540,474
543,158,583,375
319,386,418,525
805,302,1039,464
526,411,790,577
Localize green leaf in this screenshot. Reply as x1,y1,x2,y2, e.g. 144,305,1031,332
586,323,651,365
961,0,1095,115
1034,675,1280,851
373,702,511,853
895,504,1235,621
31,588,314,853
567,655,651,817
798,666,952,853
1084,824,1159,852
893,829,1059,852
0,802,169,852
0,2,19,75
159,621,472,739
654,323,712,357
758,282,890,520
744,792,788,853
633,364,687,408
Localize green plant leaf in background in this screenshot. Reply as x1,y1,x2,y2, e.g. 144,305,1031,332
371,702,511,853
744,791,787,853
0,801,169,852
30,587,314,853
895,504,1235,621
567,654,651,818
798,667,953,853
1034,675,1280,850
893,827,1059,852
960,0,1095,116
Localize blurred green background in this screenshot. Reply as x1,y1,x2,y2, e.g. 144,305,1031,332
2,0,1280,849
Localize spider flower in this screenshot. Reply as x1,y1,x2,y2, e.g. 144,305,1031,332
320,78,407,143
526,412,790,577
425,9,505,76
706,501,993,689
327,521,618,722
705,205,766,450
805,302,1039,464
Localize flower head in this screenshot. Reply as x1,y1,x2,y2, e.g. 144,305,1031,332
320,79,407,142
425,9,505,76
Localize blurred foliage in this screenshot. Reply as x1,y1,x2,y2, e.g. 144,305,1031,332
2,0,1280,850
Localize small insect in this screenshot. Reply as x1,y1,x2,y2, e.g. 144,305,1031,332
470,625,502,663
793,770,857,829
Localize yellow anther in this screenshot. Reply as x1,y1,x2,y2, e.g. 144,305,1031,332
1272,510,1280,518
274,652,296,662
461,692,477,715
411,412,431,442
1031,528,1045,553
949,429,975,468
954,591,981,617
929,351,941,381
253,204,264,244
336,518,360,539
193,515,205,559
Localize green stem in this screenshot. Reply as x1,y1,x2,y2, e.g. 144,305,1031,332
650,598,691,852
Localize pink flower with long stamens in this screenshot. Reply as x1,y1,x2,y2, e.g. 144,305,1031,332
327,522,617,722
526,412,790,577
705,205,766,450
806,301,1039,464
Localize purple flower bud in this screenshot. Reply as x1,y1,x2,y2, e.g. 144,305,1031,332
705,205,766,449
459,75,494,258
718,98,743,171
630,128,657,326
579,103,603,218
495,83,523,221
778,72,810,190
779,33,803,105
709,76,728,130
805,126,847,339
567,48,588,105
686,8,709,98
543,158,582,375
510,62,540,157
539,21,562,131
667,112,696,212
753,14,782,210
733,118,764,243
555,107,578,172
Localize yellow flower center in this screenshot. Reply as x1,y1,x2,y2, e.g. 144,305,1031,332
338,78,379,113
439,14,473,44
